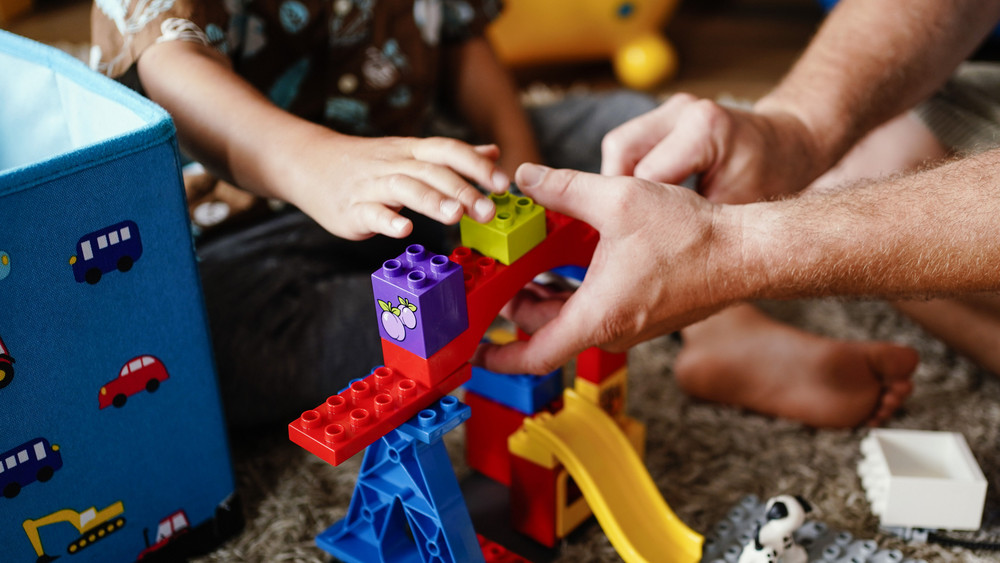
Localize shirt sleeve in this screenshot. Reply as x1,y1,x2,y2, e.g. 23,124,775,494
440,0,503,43
91,0,233,79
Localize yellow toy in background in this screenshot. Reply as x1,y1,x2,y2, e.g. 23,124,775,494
487,0,680,90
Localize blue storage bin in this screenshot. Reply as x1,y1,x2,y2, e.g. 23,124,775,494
0,30,240,562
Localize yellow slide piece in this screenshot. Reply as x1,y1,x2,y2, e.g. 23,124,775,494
520,389,703,563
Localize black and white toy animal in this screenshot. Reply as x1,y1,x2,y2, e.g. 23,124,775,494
738,541,780,563
738,495,813,563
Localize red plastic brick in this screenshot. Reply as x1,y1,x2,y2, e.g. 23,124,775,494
380,337,458,389
575,347,627,384
289,364,471,466
509,453,559,548
464,390,529,486
478,534,532,562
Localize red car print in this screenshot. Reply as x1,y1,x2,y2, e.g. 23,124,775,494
0,335,14,390
137,509,189,560
99,355,169,409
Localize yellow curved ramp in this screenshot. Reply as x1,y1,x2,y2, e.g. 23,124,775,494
520,389,703,563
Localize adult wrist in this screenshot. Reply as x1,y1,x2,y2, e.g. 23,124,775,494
753,96,850,184
704,203,772,307
710,199,815,306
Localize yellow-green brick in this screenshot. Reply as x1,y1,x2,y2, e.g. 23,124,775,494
460,192,547,265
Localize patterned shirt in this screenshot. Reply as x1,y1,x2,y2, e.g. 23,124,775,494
91,0,502,232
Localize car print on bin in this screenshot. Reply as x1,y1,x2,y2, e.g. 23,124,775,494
69,220,142,284
137,509,189,560
0,334,14,390
99,355,169,409
0,437,63,499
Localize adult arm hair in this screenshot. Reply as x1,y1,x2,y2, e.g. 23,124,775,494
725,149,1000,302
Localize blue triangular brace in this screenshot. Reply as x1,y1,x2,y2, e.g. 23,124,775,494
316,395,484,563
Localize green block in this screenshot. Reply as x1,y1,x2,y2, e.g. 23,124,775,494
460,192,547,265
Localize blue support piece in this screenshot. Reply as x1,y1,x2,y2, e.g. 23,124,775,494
465,366,563,415
316,396,483,563
549,265,587,282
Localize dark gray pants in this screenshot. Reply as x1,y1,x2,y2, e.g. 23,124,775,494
199,90,659,428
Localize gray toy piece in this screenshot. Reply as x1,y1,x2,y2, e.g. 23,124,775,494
701,495,928,563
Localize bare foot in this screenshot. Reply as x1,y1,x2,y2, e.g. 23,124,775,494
673,305,918,428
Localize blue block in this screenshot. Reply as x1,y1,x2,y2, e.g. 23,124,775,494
465,366,563,415
397,395,472,444
549,265,587,282
317,397,483,563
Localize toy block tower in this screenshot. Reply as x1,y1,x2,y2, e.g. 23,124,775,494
295,199,614,562
463,328,564,485
372,244,468,362
574,347,646,456
574,348,628,415
460,192,546,265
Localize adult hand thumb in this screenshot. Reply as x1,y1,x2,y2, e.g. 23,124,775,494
516,163,614,229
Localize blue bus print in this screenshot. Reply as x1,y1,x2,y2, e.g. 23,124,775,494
70,220,143,284
0,438,63,499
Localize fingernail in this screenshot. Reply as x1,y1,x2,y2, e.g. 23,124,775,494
474,197,494,219
441,199,461,218
391,217,409,233
492,170,510,192
517,163,549,189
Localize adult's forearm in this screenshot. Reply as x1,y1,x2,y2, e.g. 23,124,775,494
728,149,1000,302
756,0,1000,171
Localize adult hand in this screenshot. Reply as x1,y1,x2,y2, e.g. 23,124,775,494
600,93,830,204
475,163,747,376
283,133,511,240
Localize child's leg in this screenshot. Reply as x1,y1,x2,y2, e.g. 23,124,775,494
675,111,946,427
674,304,917,428
895,294,1000,376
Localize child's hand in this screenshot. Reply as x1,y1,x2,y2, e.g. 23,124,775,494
134,41,515,242
283,131,511,241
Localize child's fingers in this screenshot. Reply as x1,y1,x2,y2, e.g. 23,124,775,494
411,137,510,193
474,144,501,160
387,162,497,223
375,173,473,225
354,202,412,240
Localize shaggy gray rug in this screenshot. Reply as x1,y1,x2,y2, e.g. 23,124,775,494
191,297,1000,563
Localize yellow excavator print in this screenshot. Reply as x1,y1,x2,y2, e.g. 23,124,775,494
22,501,126,563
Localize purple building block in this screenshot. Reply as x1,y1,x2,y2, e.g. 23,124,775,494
371,244,469,358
